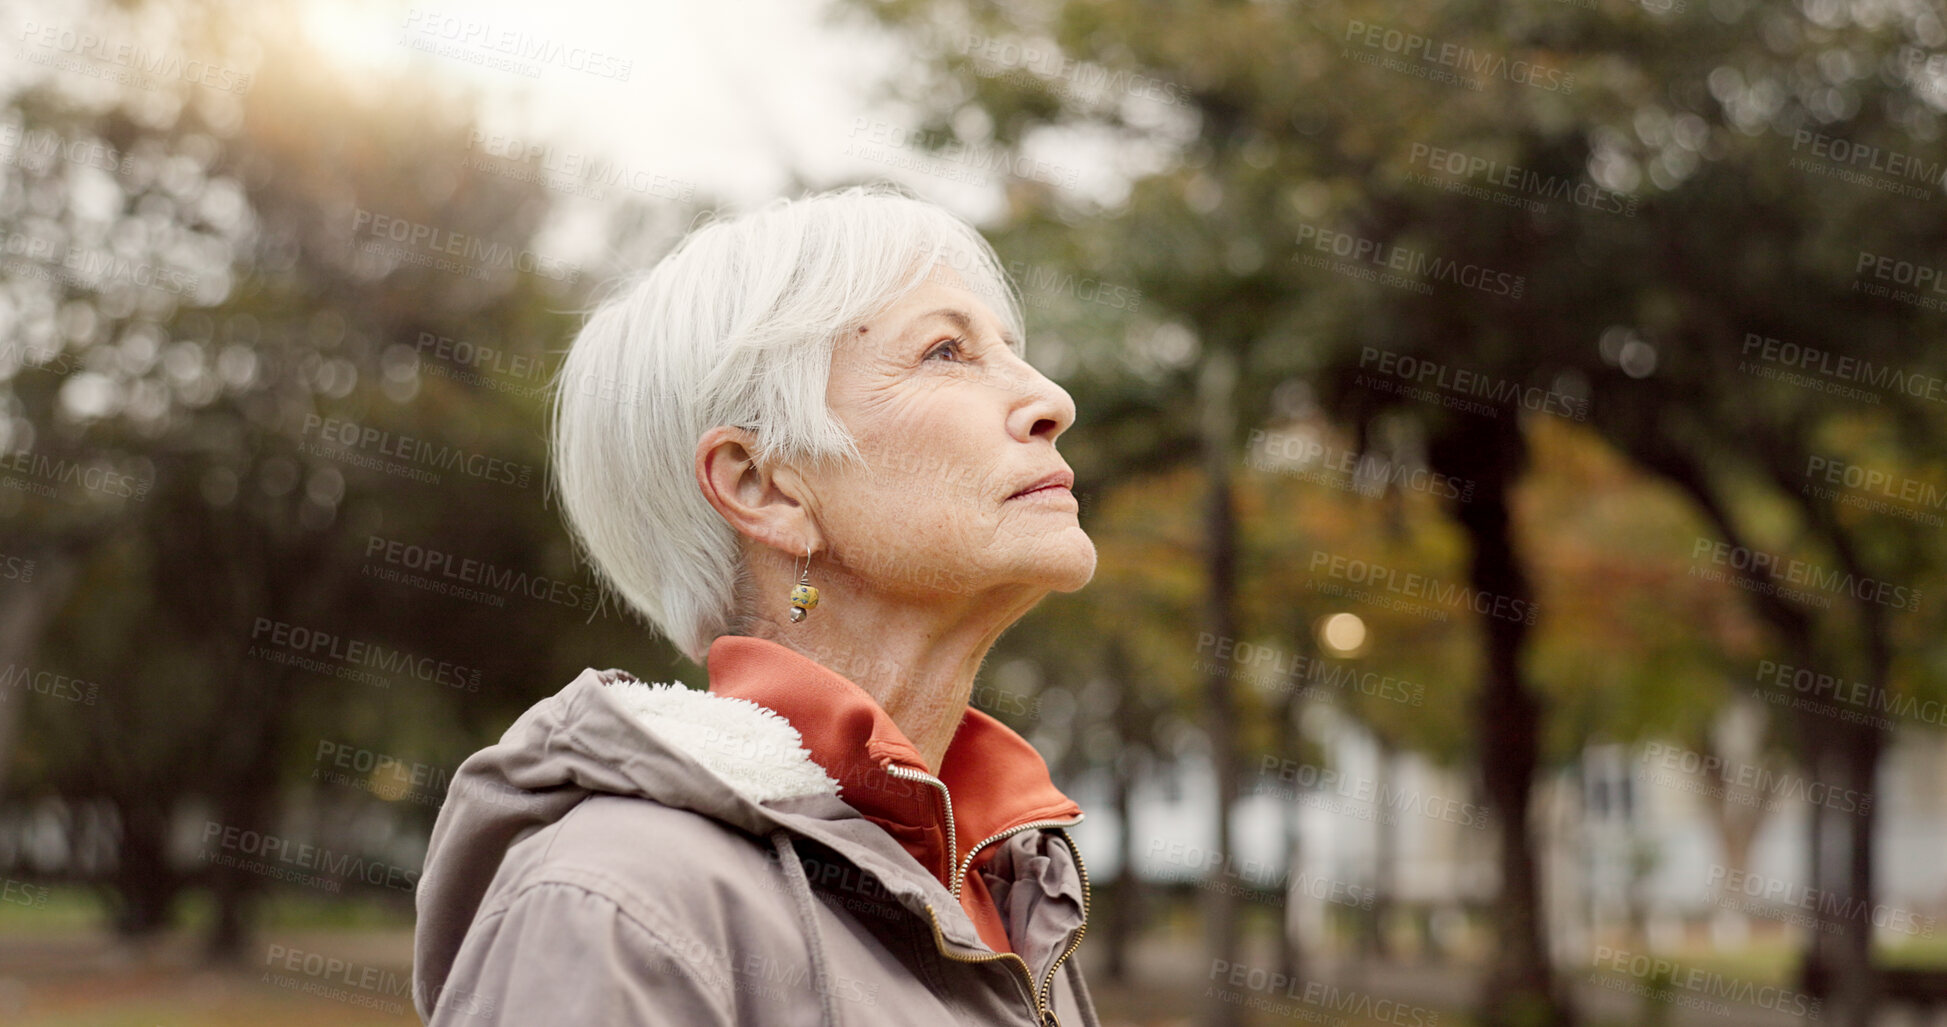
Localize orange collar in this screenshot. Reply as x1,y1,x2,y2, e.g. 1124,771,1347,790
705,635,1081,951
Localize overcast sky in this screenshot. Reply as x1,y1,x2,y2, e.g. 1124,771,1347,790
4,0,1170,288
298,0,983,206
281,0,1080,270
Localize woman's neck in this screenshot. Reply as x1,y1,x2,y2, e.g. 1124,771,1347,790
741,556,1043,771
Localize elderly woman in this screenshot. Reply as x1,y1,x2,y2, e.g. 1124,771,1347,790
412,186,1100,1026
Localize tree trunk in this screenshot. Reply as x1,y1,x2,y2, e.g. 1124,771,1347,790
107,795,177,937
0,549,78,796
1366,736,1395,962
1802,687,1885,1025
1432,418,1570,1027
1836,725,1880,1027
1275,647,1305,988
1198,347,1242,1027
205,666,296,962
1104,637,1141,983
1765,489,1892,1026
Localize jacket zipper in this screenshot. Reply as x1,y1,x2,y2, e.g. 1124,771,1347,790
916,901,1043,1021
1039,828,1091,1025
957,816,1084,898
915,829,1090,1026
882,763,1091,1023
883,763,957,887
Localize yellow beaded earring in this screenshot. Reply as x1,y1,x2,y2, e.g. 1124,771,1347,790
789,543,820,623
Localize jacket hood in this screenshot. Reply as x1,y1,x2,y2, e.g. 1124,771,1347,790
411,666,1008,1021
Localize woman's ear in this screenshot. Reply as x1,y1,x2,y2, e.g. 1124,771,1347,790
694,426,817,556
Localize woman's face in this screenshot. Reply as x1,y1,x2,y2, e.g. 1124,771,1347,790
803,267,1096,604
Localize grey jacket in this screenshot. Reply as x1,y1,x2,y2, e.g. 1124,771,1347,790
413,667,1100,1026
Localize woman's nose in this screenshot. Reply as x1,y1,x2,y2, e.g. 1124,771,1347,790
1005,360,1076,444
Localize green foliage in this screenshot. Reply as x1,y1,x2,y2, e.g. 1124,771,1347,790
0,2,694,941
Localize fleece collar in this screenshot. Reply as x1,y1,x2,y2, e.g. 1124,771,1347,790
704,634,1082,953
596,669,842,804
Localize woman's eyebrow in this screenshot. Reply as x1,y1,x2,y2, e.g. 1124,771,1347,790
906,307,1022,350
909,307,973,337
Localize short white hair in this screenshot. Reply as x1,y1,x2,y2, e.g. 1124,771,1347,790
549,184,1025,663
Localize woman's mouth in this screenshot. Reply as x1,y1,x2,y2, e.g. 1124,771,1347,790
1008,483,1077,507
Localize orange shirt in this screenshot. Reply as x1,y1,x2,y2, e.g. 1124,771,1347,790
705,635,1081,954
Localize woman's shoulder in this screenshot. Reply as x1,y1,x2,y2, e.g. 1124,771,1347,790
489,794,787,916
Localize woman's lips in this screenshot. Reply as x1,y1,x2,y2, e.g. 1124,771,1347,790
1008,483,1076,504
1008,469,1076,500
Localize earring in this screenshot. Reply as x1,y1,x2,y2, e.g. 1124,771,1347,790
789,543,820,623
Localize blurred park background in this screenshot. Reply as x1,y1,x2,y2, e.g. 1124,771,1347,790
3,0,1947,1024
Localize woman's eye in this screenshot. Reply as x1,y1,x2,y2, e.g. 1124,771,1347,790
924,337,966,362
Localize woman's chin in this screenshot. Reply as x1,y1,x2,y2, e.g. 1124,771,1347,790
943,527,1096,597
1029,528,1098,593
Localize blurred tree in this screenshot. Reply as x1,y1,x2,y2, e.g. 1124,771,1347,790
1,0,692,956
840,2,1947,1027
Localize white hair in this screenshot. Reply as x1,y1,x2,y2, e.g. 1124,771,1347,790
549,184,1025,663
